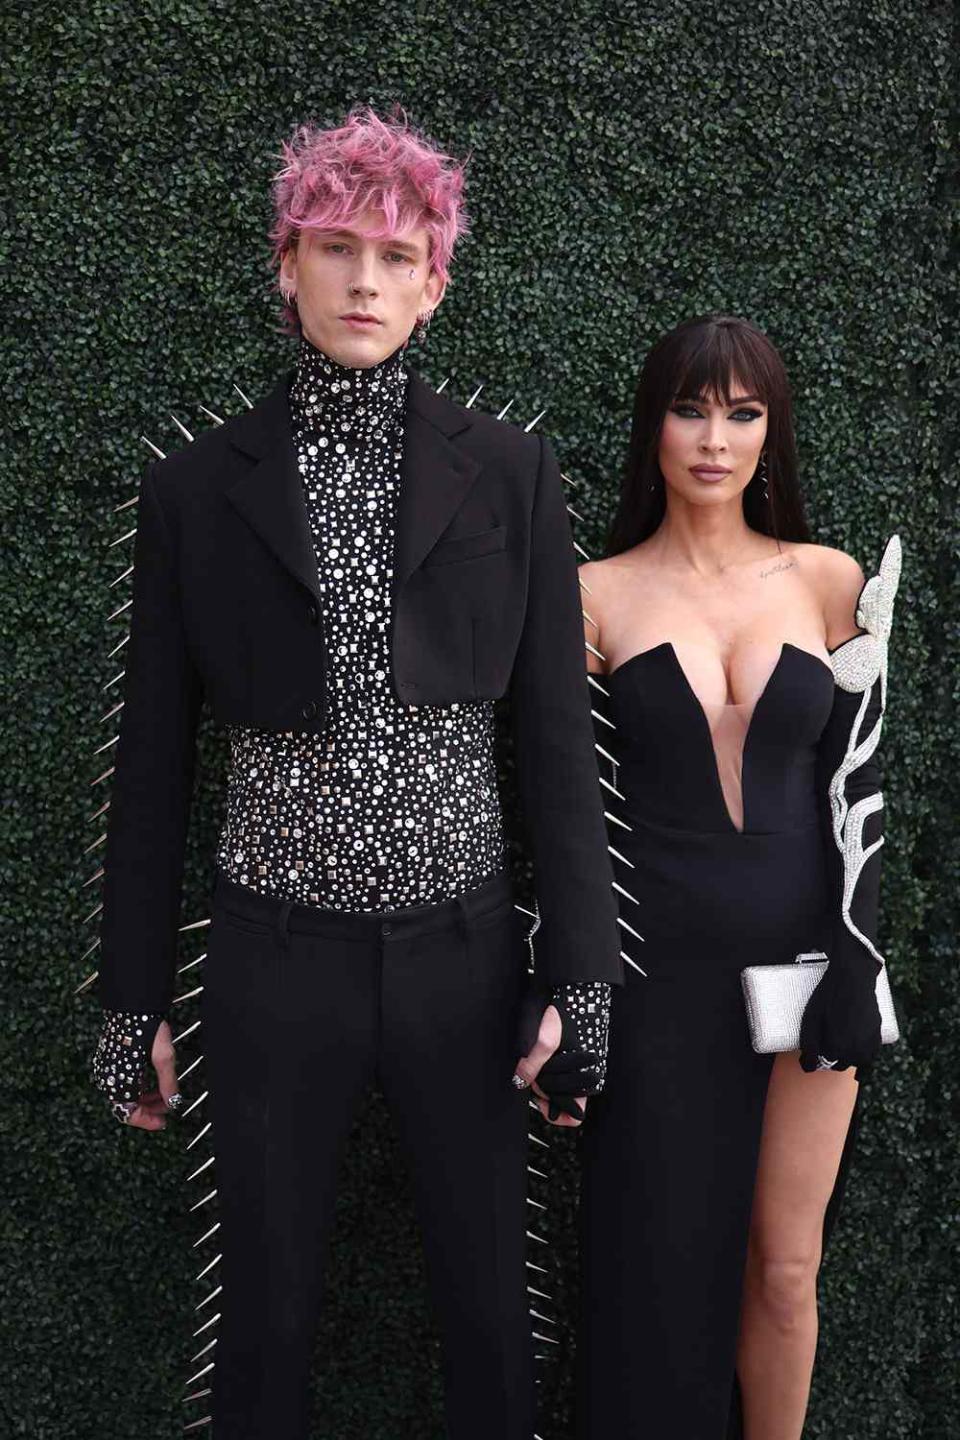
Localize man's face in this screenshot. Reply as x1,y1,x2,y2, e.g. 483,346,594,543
280,206,445,367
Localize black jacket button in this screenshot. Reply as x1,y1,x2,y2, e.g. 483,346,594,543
301,701,318,720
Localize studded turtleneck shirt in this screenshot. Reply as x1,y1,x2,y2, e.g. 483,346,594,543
214,335,507,911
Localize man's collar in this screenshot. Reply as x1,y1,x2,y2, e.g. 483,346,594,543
228,365,474,461
287,333,408,433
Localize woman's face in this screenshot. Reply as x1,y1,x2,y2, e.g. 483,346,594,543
657,377,769,510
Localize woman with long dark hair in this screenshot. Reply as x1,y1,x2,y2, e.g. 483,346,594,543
575,314,901,1438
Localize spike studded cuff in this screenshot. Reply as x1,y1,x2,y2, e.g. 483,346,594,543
91,1009,164,1121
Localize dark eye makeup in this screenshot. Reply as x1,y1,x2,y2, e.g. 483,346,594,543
670,400,765,422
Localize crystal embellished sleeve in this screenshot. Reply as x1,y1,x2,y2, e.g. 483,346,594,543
91,1010,164,1121
800,536,902,1074
540,980,612,1095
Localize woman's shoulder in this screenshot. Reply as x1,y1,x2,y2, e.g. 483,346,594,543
579,547,660,612
789,543,867,648
578,555,615,586
787,541,865,590
579,544,654,585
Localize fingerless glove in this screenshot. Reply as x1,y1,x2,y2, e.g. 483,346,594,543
91,1010,164,1123
535,980,612,1120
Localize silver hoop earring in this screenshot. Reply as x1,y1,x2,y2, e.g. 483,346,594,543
415,309,434,344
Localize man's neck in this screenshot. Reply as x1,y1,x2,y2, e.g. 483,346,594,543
288,332,409,434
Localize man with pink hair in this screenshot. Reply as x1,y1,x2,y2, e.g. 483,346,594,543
90,106,621,1438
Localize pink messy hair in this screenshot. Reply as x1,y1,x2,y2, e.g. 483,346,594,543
269,105,470,335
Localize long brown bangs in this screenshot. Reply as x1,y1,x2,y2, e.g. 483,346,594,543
607,314,811,553
669,322,779,411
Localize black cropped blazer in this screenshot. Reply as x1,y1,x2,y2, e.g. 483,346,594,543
97,367,622,1013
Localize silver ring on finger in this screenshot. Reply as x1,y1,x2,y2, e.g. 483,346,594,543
512,1074,530,1090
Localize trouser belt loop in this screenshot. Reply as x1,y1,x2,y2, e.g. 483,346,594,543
276,898,293,951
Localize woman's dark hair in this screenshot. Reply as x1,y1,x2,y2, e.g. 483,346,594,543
606,314,811,554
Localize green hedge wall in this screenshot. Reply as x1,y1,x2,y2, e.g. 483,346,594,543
4,2,956,1436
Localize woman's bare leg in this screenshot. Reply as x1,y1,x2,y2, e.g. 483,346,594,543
736,1052,858,1440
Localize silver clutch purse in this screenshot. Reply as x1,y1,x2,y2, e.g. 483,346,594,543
740,952,900,1055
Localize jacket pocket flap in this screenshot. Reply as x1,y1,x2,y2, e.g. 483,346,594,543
422,524,507,568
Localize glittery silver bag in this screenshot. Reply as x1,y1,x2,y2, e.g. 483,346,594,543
740,953,899,1055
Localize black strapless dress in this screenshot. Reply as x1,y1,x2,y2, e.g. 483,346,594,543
576,640,841,1439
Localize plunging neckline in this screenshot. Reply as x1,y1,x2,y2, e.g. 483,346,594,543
605,642,834,833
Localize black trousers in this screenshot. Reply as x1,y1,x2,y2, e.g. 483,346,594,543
198,867,535,1439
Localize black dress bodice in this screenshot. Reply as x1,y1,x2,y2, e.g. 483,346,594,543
606,642,836,835
602,641,837,964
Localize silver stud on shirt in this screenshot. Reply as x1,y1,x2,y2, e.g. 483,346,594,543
216,336,506,911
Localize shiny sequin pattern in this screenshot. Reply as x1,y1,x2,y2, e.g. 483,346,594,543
551,981,612,1089
216,336,506,910
827,534,903,967
92,1009,163,1118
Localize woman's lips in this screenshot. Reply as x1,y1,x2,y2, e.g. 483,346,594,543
690,465,732,482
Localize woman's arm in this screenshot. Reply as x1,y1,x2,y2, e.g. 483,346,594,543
799,536,902,1074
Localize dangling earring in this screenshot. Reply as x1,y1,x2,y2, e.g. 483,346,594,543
757,450,770,501
281,283,297,308
415,309,434,344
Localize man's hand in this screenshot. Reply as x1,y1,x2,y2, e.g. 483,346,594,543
123,1019,180,1131
92,1013,181,1130
514,1003,589,1129
513,979,612,1126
